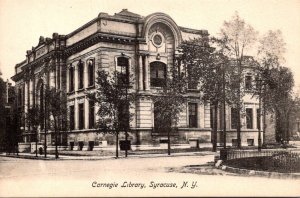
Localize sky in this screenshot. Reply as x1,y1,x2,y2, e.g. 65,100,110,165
1,0,300,89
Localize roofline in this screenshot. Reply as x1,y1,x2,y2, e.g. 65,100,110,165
66,12,143,39
179,26,209,36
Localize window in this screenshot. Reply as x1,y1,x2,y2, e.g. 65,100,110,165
116,57,129,85
247,139,254,146
150,62,166,87
231,108,238,129
188,103,198,128
78,61,84,89
257,108,261,130
246,108,253,129
69,105,75,130
188,66,198,89
88,59,94,87
245,75,252,90
89,101,95,129
232,139,238,147
78,103,84,129
69,66,74,92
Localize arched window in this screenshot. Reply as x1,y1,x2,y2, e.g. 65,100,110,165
69,66,74,92
87,59,94,87
150,61,166,87
116,57,129,85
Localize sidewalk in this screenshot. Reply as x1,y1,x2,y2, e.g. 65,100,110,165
0,150,214,160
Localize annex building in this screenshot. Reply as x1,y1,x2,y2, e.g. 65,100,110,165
11,9,273,151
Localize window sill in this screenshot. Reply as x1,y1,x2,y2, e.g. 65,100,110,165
77,88,85,93
86,85,95,90
67,91,75,95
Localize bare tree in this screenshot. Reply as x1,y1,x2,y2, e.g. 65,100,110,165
219,12,258,148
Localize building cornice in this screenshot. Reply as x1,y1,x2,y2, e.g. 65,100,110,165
65,32,143,57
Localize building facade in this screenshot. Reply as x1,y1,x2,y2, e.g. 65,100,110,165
11,9,271,151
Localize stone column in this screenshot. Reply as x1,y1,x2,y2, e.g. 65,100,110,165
66,65,69,92
138,55,143,91
24,81,28,131
29,79,33,107
49,69,55,88
144,55,149,91
199,103,204,128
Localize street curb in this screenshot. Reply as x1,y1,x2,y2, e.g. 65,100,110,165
0,152,214,161
221,164,300,179
2,154,56,160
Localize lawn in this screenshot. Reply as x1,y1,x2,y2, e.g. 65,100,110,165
224,153,300,173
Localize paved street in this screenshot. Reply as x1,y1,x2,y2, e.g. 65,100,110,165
0,154,299,197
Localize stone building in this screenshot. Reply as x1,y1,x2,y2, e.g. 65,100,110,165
11,9,271,151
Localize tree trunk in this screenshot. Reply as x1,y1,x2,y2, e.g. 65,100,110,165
44,94,47,158
168,128,171,155
54,119,58,159
212,102,218,152
237,66,242,149
35,130,38,157
125,130,128,157
262,92,266,146
116,131,119,158
286,112,290,144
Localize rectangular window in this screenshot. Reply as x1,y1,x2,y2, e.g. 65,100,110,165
88,60,94,87
247,139,254,146
150,62,166,87
69,106,74,130
78,103,84,129
89,101,95,129
257,108,261,130
231,108,238,129
78,62,84,89
246,108,253,129
245,75,252,90
69,67,74,92
188,103,198,128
